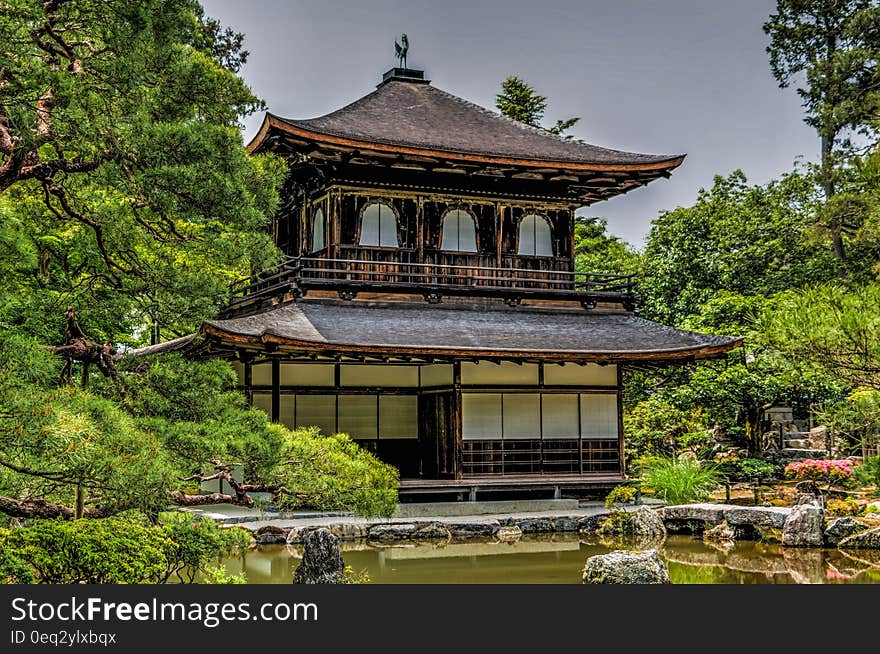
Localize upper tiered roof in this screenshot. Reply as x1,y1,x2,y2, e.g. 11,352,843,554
247,69,685,203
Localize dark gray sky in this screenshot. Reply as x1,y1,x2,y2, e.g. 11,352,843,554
201,0,816,246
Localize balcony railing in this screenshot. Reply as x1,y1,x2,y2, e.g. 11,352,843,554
223,254,638,317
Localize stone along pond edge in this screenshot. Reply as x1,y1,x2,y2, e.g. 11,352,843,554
235,503,880,550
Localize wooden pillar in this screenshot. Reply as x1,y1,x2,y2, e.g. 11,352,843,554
300,190,308,255
331,189,342,259
496,205,503,267
416,197,424,263
453,361,462,480
244,362,253,405
271,358,280,423
616,365,625,477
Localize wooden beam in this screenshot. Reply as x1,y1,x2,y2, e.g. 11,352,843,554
271,358,280,422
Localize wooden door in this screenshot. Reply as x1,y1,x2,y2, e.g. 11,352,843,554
419,392,459,479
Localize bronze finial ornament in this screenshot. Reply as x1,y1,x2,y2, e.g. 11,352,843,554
395,33,409,69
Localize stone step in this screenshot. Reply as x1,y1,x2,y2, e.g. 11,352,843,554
784,439,812,449
780,448,828,459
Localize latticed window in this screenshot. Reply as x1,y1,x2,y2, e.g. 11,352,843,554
440,208,477,252
359,202,399,247
517,213,552,256
311,207,325,252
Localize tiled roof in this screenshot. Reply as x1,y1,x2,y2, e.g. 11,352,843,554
260,78,683,169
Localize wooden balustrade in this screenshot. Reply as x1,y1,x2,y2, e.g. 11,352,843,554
223,249,638,316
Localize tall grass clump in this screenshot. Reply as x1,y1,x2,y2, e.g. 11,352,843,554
640,458,721,505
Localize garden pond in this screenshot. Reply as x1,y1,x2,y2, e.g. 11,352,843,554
220,534,880,584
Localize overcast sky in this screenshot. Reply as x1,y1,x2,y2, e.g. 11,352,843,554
200,0,816,246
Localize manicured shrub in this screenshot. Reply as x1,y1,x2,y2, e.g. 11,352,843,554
716,457,779,481
784,459,859,485
0,518,173,584
159,513,251,583
0,514,252,584
605,485,638,509
853,456,880,489
826,497,862,517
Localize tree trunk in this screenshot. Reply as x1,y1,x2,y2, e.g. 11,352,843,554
820,133,846,271
0,496,107,519
74,484,84,519
744,406,763,457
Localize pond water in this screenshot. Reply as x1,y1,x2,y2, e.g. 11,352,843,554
220,535,880,584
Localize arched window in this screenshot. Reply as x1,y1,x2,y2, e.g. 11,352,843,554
311,208,325,252
517,214,552,257
440,208,477,252
359,202,399,247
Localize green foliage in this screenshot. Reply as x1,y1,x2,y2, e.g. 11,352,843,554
0,0,285,344
342,565,372,585
496,76,548,126
0,543,35,583
624,394,708,461
574,217,641,276
200,565,246,584
270,428,399,518
495,76,580,137
0,514,255,584
0,518,174,584
640,171,832,325
733,458,778,481
765,1,880,264
116,355,399,517
0,336,175,515
854,456,880,488
827,497,862,517
640,458,722,505
764,1,880,159
604,485,637,509
158,513,251,583
763,284,880,391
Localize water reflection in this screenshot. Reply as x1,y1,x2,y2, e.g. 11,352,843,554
221,535,880,585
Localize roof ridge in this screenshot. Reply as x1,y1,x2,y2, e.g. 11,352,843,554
423,83,635,157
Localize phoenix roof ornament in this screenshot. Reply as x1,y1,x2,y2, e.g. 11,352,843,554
395,34,409,69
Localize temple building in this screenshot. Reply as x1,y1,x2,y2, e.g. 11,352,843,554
148,66,741,499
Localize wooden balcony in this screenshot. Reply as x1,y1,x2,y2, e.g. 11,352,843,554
223,250,638,317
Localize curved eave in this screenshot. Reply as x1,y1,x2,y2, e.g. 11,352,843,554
246,113,686,175
201,323,743,364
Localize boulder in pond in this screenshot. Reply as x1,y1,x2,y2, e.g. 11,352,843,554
516,517,555,534
577,514,605,535
703,520,735,544
824,517,868,547
367,522,419,541
553,516,580,533
629,506,667,540
255,525,288,545
446,521,500,539
582,550,671,585
328,522,367,541
412,522,451,541
838,526,880,550
496,525,523,542
725,506,789,530
292,528,345,584
782,500,825,548
662,503,725,533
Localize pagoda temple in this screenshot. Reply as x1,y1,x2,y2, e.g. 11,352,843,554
144,66,741,499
